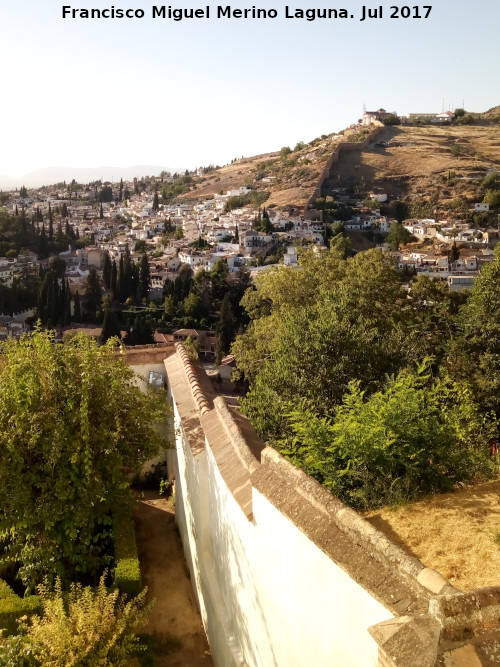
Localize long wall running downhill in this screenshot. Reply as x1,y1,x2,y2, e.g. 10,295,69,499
304,124,385,219
161,345,500,667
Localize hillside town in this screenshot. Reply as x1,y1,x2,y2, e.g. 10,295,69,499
0,150,499,344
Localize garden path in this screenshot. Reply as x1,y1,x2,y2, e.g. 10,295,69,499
134,492,213,666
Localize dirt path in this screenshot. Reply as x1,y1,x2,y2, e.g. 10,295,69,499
134,492,213,666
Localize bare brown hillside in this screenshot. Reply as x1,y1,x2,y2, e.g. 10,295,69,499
181,114,500,211
182,129,368,209
323,123,500,203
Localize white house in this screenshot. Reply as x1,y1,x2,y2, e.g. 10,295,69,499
283,247,298,266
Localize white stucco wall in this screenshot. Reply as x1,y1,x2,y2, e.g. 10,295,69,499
174,413,394,667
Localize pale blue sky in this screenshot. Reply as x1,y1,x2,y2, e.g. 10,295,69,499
1,0,499,177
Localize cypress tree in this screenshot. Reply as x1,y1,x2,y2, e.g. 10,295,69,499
38,223,49,259
118,254,125,301
139,253,150,300
65,220,73,240
216,292,234,364
111,259,118,298
84,268,103,321
48,211,54,241
152,192,159,211
64,279,71,325
103,252,112,289
100,308,121,344
131,263,139,300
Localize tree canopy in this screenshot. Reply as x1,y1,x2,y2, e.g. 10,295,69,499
0,330,168,590
232,246,498,508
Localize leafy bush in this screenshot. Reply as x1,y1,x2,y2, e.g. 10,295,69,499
0,330,168,591
484,189,500,207
383,114,400,126
0,575,152,666
0,581,15,600
284,363,496,509
455,113,475,125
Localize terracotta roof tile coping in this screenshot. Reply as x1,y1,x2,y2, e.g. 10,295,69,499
213,397,262,475
175,343,211,415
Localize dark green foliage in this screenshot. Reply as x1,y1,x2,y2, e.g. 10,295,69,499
0,331,168,590
113,512,142,597
386,222,411,250
484,190,500,208
216,293,234,364
73,292,81,321
103,251,112,289
161,175,192,203
224,191,270,214
36,266,71,328
139,253,150,301
380,200,408,223
98,185,113,202
233,247,498,508
84,268,102,320
100,308,122,344
383,114,400,125
125,314,154,346
455,113,475,125
285,364,495,509
449,242,460,264
454,248,500,420
152,191,159,211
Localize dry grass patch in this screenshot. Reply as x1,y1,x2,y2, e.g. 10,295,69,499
363,479,500,591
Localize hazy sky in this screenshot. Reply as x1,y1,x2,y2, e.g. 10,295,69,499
1,0,499,177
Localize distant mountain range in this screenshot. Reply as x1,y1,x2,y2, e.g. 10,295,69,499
0,165,186,190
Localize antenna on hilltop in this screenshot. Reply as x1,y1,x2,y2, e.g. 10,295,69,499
362,102,366,114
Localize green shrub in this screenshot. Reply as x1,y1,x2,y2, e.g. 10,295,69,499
284,362,496,509
0,595,41,636
0,575,152,666
0,580,16,600
113,513,142,598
